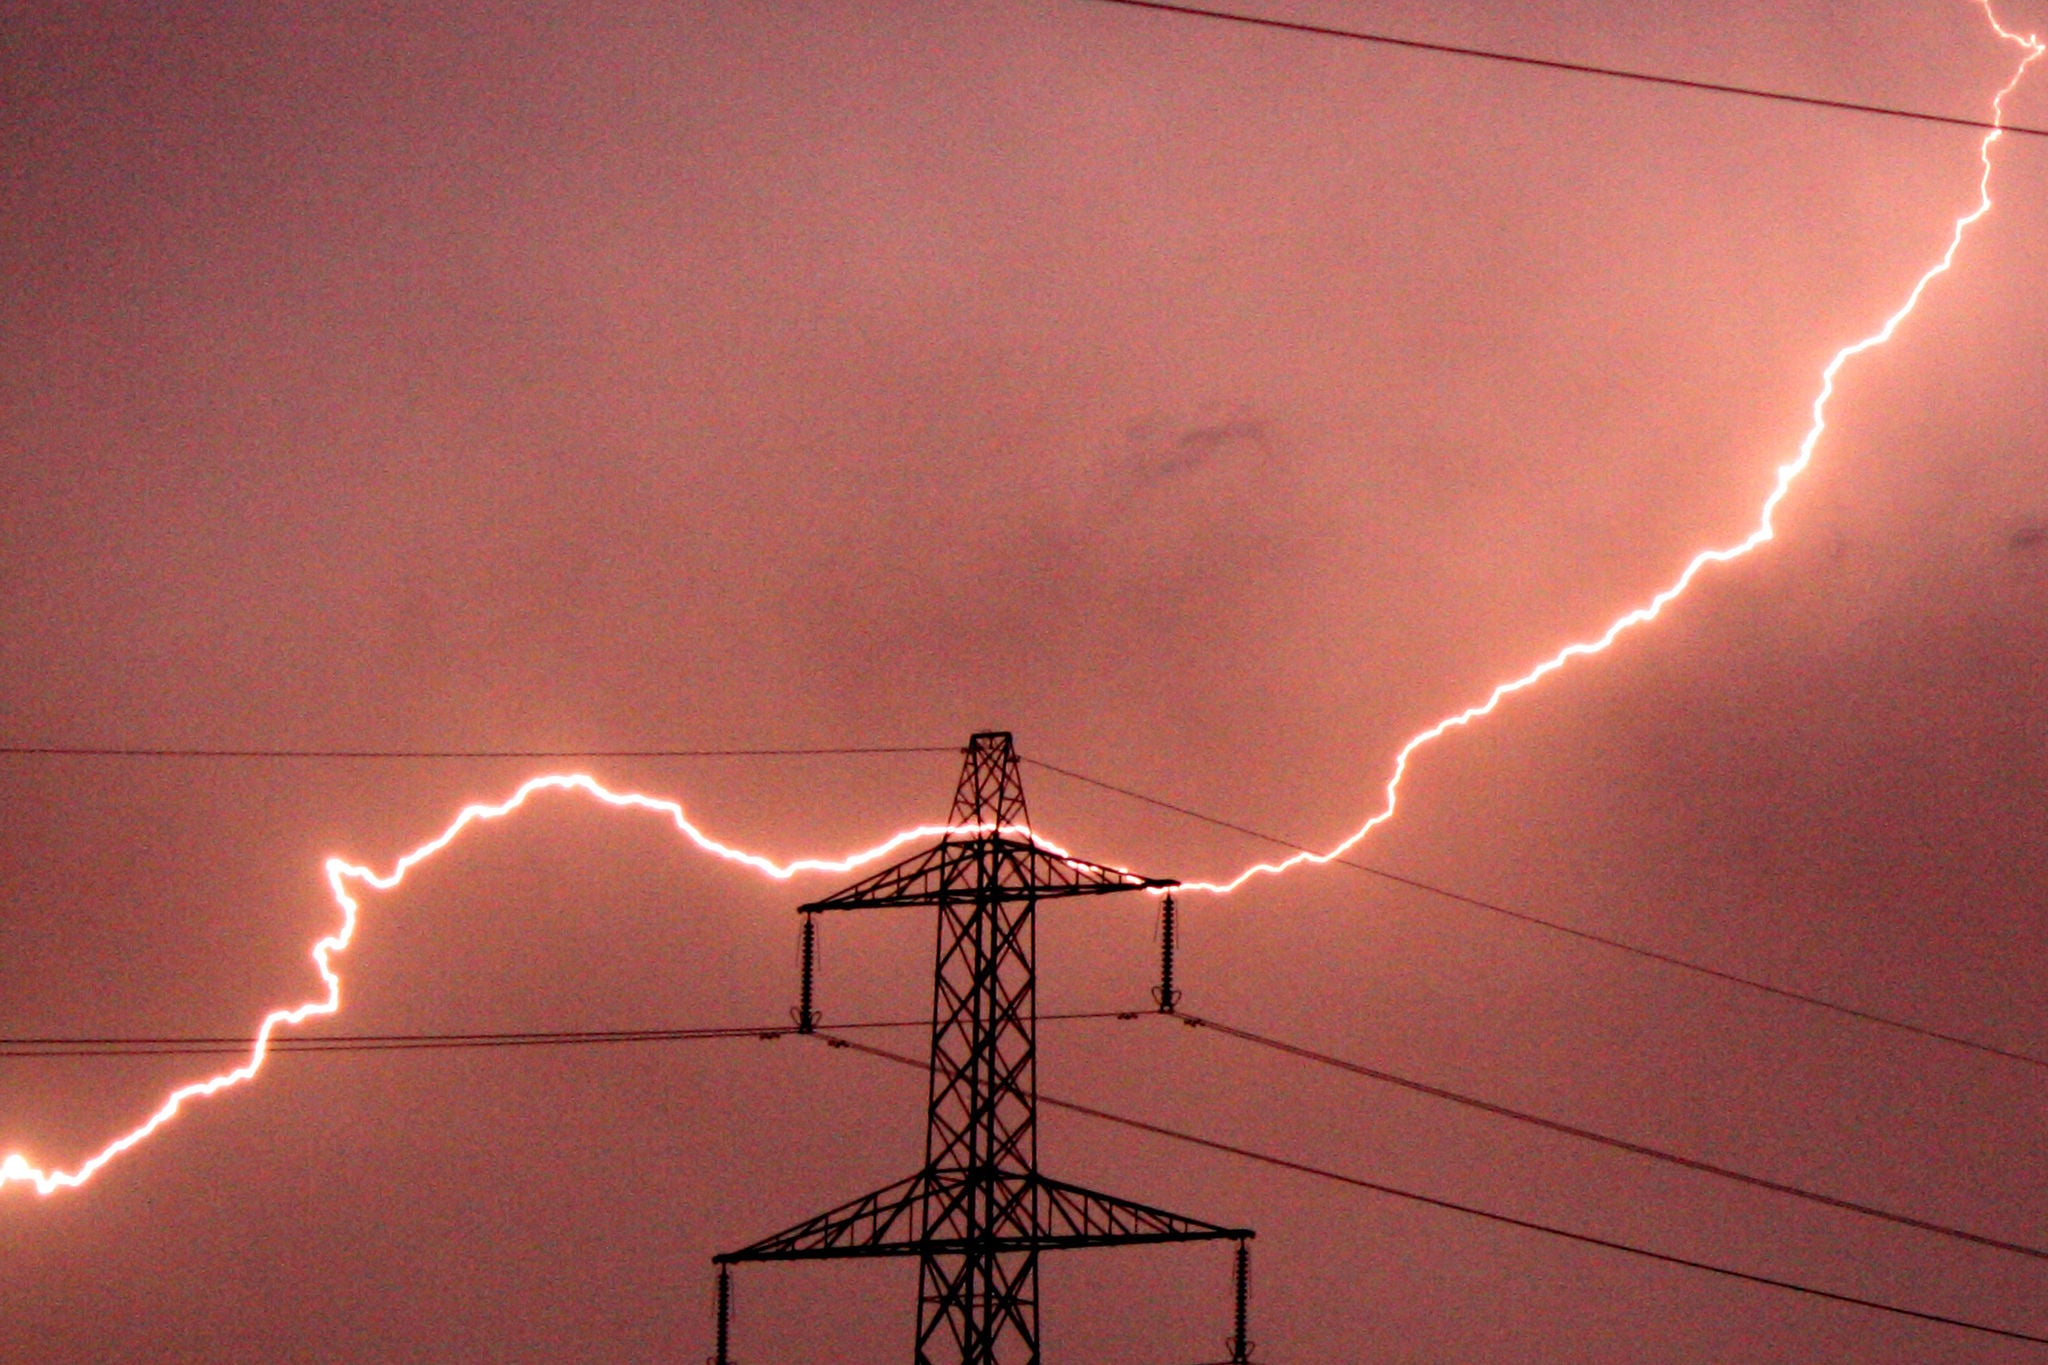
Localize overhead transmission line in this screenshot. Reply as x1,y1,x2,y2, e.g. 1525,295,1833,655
1080,0,2048,140
0,1023,801,1058
35,1003,2034,1268
1023,756,2048,1073
0,744,957,760
1168,1010,2048,1263
0,1010,1132,1059
13,740,2040,1070
17,1004,2044,1336
826,1032,2048,1350
16,740,2034,1070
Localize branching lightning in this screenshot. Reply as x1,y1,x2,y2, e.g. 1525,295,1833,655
3,2,2040,1196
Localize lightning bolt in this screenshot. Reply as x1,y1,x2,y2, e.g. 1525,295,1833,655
1177,0,2045,895
2,775,1080,1195
3,1,2039,1196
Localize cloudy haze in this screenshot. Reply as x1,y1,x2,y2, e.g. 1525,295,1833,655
4,1,2047,1360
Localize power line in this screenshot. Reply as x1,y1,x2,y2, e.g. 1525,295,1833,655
31,1003,2031,1264
1079,0,2048,140
0,1010,1134,1059
1172,1010,2048,1264
824,1032,2048,1349
0,740,958,765
0,1025,786,1058
1023,756,2048,1073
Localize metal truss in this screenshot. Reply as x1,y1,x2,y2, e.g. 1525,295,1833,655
798,831,1170,912
718,1168,1246,1262
710,732,1255,1365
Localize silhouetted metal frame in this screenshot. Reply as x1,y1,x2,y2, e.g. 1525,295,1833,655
712,733,1252,1365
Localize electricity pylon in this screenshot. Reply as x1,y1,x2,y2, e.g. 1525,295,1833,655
712,731,1254,1364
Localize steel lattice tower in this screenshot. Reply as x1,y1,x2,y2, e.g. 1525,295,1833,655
712,732,1253,1365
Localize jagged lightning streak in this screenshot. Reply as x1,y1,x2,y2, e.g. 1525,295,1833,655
2,772,1083,1195
3,3,2039,1196
1177,0,2044,895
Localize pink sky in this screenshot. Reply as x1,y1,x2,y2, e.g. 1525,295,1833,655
4,2,2047,1359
